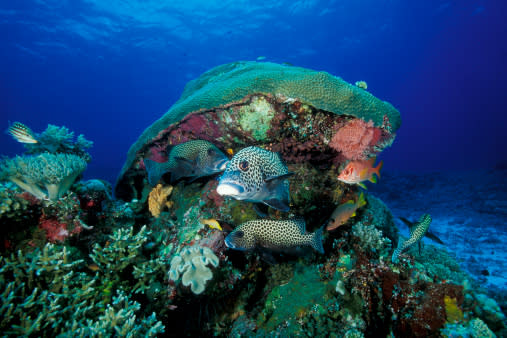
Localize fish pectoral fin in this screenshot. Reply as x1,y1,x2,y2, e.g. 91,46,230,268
253,203,269,218
174,156,195,168
264,172,294,183
263,198,290,212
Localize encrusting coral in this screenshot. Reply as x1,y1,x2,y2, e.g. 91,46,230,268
0,153,87,201
148,183,173,218
169,245,219,294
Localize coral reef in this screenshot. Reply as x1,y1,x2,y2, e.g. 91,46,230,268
0,242,164,336
0,153,87,201
115,61,400,200
168,245,219,294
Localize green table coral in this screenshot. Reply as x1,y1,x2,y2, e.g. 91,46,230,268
0,153,87,201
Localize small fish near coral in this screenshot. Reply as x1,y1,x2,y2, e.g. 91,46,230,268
144,140,229,186
7,121,38,144
200,218,223,231
225,218,324,255
216,146,293,212
326,192,367,231
337,157,383,189
392,213,432,264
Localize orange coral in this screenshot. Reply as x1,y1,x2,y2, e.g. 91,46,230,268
330,119,381,160
148,184,173,218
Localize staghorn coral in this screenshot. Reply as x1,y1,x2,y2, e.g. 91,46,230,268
148,183,173,218
24,124,93,162
0,243,164,336
0,153,87,201
168,245,219,294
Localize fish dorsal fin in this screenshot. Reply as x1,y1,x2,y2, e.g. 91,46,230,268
265,172,294,183
344,200,355,205
357,192,367,208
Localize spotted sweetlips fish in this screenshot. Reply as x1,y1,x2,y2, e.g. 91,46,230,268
144,140,229,186
337,157,383,189
216,146,293,212
225,218,324,254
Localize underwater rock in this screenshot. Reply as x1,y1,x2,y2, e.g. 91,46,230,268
115,61,401,201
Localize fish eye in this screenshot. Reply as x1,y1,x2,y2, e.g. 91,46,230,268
235,231,244,238
238,160,249,172
207,148,216,156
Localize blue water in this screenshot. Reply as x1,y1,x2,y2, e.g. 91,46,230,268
1,0,506,183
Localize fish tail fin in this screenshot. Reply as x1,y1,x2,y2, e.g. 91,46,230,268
391,236,405,264
374,160,383,179
357,192,367,208
144,159,169,187
311,226,325,254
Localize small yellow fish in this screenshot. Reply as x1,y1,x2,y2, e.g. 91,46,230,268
326,192,367,231
7,122,38,143
87,263,100,272
226,148,234,156
200,218,223,231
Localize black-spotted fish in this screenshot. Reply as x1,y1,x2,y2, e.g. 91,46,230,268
392,214,432,263
216,146,293,212
7,122,38,144
225,218,324,254
144,140,229,186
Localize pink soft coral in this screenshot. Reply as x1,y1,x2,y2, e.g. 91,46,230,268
39,216,83,243
330,119,381,161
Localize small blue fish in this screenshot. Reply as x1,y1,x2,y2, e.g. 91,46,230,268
144,140,229,186
225,218,324,254
216,146,293,212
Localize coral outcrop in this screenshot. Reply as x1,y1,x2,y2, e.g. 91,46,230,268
115,61,400,200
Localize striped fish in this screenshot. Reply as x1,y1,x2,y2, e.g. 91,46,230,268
7,122,38,143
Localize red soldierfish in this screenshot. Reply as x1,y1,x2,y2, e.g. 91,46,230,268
337,158,383,189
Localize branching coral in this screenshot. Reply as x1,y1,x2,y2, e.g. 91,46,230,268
148,183,173,218
0,243,164,336
0,153,87,201
24,124,93,162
